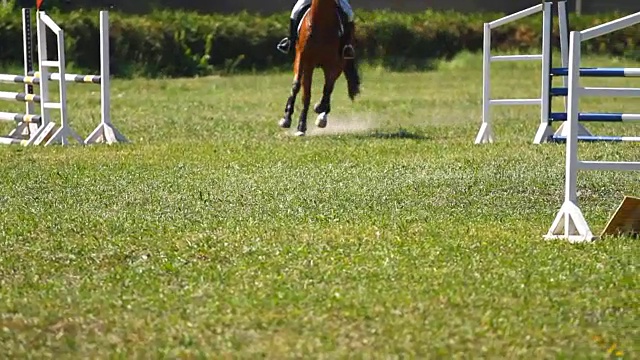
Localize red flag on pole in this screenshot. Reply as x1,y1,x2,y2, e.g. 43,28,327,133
37,0,44,10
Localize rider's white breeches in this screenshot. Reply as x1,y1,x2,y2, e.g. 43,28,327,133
290,0,354,22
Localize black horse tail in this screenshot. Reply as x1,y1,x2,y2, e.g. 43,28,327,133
344,58,361,101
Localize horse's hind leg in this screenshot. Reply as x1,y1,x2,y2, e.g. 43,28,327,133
279,55,303,129
295,65,313,136
314,67,341,128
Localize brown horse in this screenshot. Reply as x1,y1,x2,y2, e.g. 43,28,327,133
278,0,361,136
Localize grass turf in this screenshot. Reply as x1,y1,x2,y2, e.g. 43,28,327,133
0,53,638,358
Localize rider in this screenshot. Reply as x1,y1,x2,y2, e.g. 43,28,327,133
276,0,356,59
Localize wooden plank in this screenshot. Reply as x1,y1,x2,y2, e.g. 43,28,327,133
601,196,640,238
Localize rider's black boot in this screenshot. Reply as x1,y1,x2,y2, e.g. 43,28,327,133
342,21,355,59
277,19,298,54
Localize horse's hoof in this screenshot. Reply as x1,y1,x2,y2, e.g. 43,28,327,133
316,113,328,128
294,131,306,137
279,118,291,128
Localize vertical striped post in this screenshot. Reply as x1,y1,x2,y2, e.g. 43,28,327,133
8,8,41,139
22,9,34,117
4,8,57,146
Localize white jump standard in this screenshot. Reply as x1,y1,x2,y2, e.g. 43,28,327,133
475,1,568,144
475,0,640,144
545,11,640,242
0,8,128,146
0,9,50,145
85,11,128,145
35,9,83,145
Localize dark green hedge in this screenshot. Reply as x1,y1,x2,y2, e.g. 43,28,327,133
0,8,638,78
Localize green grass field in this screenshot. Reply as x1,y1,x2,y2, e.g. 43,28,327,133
0,53,638,358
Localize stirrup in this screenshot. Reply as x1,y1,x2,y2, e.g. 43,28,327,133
277,38,291,54
342,45,355,59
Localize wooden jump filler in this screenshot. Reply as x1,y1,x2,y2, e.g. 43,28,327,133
601,196,640,238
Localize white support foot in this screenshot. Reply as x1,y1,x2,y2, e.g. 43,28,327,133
45,125,83,146
554,122,593,138
27,121,57,145
8,122,40,139
474,123,494,144
544,200,595,243
533,123,555,144
84,123,129,145
5,121,57,146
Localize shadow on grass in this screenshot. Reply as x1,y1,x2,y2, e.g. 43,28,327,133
356,128,429,140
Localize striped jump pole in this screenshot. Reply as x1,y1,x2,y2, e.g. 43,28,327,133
0,71,102,85
0,111,41,124
0,72,101,84
549,112,640,122
549,85,640,140
551,86,640,98
550,135,640,143
0,110,52,146
0,91,41,103
28,71,101,84
543,11,640,143
0,137,29,145
0,74,41,85
551,67,640,77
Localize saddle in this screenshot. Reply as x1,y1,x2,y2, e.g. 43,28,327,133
296,5,346,37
